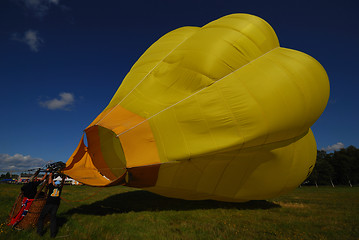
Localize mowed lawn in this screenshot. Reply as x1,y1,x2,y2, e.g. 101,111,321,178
0,184,358,240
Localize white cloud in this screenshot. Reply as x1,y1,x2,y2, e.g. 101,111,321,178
0,153,47,172
49,0,59,4
12,29,43,52
321,142,345,152
19,0,60,17
39,92,75,110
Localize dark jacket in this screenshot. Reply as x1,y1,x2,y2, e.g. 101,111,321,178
21,181,41,199
46,183,62,205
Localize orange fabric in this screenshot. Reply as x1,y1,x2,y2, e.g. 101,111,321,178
64,134,87,171
94,105,161,168
63,148,111,186
106,171,128,186
64,106,162,186
119,120,161,168
125,164,161,188
96,105,146,135
86,108,112,129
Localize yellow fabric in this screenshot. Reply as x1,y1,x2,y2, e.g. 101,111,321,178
63,13,329,201
97,126,127,177
146,130,316,202
85,125,118,180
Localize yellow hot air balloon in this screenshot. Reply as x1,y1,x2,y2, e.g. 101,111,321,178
63,13,329,202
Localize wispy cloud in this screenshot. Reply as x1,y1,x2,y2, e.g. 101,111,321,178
12,29,43,52
0,153,47,172
17,0,61,17
321,142,345,152
39,92,75,110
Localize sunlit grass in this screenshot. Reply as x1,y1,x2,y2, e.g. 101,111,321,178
0,184,358,239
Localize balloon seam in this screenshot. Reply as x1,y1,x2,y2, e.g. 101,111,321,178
94,31,198,126
116,47,280,137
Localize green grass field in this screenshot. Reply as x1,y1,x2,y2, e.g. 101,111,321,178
0,184,358,240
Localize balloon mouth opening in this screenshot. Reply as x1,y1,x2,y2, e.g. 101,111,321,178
84,125,128,179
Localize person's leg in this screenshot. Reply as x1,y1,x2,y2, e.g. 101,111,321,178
49,204,59,238
37,204,50,235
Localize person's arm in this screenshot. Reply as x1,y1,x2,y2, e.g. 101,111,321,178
48,173,54,185
39,170,48,182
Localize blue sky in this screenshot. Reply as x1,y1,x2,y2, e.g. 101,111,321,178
1,0,358,173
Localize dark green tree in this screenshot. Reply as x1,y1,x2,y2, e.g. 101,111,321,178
307,146,359,186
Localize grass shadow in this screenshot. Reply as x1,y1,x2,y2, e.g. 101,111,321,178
57,216,68,227
62,190,280,216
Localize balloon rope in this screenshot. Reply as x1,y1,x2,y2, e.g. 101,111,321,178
116,47,279,137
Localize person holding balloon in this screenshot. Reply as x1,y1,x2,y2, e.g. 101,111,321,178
37,172,63,238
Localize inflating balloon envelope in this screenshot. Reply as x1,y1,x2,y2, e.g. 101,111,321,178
63,14,329,202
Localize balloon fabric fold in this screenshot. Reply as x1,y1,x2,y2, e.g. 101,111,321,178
63,14,329,202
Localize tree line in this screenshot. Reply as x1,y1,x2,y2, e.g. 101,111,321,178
306,145,359,187
0,172,19,180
